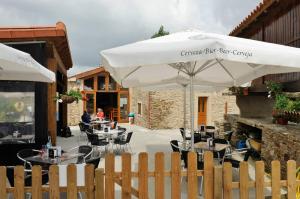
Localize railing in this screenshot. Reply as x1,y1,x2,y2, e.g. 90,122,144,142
0,164,104,199
1,151,300,198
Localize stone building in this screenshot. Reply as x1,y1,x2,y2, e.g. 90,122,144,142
68,67,130,126
68,67,239,129
130,87,239,129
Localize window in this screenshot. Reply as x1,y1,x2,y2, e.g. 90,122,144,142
108,76,117,90
137,102,142,115
84,77,94,90
97,74,106,91
120,87,129,91
85,93,95,114
120,93,129,120
0,82,35,144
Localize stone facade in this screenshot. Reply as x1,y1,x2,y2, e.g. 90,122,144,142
130,87,239,130
129,88,150,128
67,77,83,126
226,114,300,178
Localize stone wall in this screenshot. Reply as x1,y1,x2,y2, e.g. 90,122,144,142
226,114,300,177
67,78,83,126
236,95,274,118
150,90,184,129
129,88,150,128
130,87,239,130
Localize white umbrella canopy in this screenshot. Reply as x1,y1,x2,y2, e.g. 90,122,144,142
0,43,55,82
101,29,300,150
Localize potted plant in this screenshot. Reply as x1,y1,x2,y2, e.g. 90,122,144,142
266,81,283,98
229,86,243,95
243,87,249,96
273,94,289,125
55,89,85,104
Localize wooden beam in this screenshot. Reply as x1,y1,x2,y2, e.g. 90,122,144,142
47,58,57,145
230,0,276,36
52,44,67,76
75,67,106,79
62,76,68,129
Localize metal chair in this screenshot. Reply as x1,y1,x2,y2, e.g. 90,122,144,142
170,140,180,152
212,138,230,162
86,131,109,153
78,122,88,142
16,149,49,186
205,126,216,138
85,156,101,168
114,132,133,152
180,128,191,140
66,145,93,163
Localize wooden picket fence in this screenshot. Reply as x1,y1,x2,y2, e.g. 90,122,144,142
0,151,299,199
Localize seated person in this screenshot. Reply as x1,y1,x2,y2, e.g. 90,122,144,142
81,111,91,124
96,108,105,120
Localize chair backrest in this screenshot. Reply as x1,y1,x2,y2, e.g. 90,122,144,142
78,122,85,132
206,126,215,137
179,128,185,138
77,145,93,163
86,128,93,134
199,125,205,132
17,149,39,169
194,133,202,143
181,150,203,169
86,156,101,168
86,132,98,145
125,132,133,143
213,138,229,159
170,140,180,152
224,131,233,142
213,138,228,145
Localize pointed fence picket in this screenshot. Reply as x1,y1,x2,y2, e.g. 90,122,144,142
0,151,299,198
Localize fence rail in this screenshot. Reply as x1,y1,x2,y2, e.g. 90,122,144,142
0,151,299,198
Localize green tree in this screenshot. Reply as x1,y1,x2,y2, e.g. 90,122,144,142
151,25,169,38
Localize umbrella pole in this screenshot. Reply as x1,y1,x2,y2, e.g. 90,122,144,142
190,75,195,151
183,84,187,142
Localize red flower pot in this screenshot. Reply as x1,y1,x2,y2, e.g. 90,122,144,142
276,117,288,125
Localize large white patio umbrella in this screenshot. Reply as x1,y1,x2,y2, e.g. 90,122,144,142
101,30,300,150
0,43,55,82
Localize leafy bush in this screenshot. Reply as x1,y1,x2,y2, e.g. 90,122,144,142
266,81,282,96
274,94,289,111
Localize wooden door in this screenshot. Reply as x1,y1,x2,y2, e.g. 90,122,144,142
118,92,130,123
198,97,207,126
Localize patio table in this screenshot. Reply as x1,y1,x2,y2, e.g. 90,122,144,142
194,141,229,152
90,120,111,130
194,141,230,164
94,129,123,152
25,152,84,165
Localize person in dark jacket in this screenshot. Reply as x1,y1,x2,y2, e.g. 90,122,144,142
81,111,91,124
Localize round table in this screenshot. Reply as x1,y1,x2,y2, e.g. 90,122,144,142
94,129,124,152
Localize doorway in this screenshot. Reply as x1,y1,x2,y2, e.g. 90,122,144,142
198,97,207,126
96,92,118,120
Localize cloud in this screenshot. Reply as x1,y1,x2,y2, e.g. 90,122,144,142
0,0,261,76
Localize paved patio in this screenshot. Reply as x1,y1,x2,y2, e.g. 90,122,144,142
57,124,272,198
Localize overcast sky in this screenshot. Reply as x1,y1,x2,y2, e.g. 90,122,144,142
0,0,261,76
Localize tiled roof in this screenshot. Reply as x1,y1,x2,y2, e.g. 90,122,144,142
230,0,276,36
0,22,72,69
